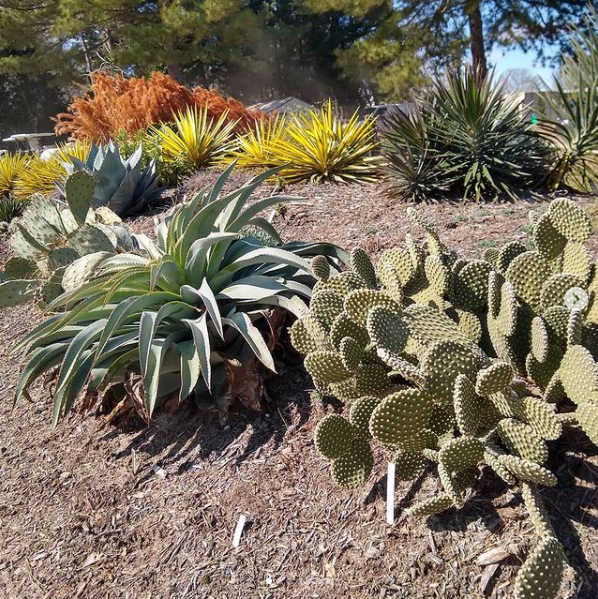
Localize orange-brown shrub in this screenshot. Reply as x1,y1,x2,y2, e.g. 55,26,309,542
55,71,266,142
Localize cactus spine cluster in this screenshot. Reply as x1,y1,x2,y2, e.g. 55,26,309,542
291,197,598,599
0,172,135,307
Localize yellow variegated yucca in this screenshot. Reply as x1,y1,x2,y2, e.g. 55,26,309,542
268,101,381,184
0,152,28,197
14,156,67,198
150,105,237,169
226,116,288,169
55,139,92,165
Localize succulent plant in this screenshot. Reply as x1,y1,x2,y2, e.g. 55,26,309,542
62,141,164,217
0,172,135,307
291,196,598,599
13,165,346,424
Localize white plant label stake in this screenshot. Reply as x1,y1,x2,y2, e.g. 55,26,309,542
387,462,396,525
232,514,248,548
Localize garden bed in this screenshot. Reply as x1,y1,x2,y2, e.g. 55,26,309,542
1,172,598,599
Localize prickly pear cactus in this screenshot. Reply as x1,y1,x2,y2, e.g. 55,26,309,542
291,197,598,599
0,172,135,308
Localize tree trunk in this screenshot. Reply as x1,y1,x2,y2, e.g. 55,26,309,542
466,0,487,78
167,62,181,81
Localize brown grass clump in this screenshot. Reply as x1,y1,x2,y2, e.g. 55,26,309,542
55,71,266,142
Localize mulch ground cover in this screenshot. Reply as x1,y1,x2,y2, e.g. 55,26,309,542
1,170,597,599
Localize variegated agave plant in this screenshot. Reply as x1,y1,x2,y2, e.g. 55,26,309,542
14,165,346,424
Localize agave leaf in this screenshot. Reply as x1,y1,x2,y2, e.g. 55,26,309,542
14,342,69,407
184,313,212,390
177,339,201,402
223,312,275,371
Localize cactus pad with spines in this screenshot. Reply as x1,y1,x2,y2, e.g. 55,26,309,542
350,247,377,288
452,260,492,310
561,241,591,282
344,289,400,326
369,389,434,444
548,197,591,242
311,255,330,282
422,340,484,403
310,290,344,330
497,241,527,274
506,251,552,311
475,362,514,396
533,211,568,259
531,317,550,362
520,397,562,441
314,414,356,459
407,494,454,517
540,273,585,310
367,306,408,354
497,455,557,486
497,418,548,463
514,536,566,599
349,396,381,437
305,351,352,385
393,450,425,480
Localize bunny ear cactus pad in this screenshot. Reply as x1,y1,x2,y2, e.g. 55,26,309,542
514,536,566,599
350,247,377,289
367,305,408,354
311,255,330,282
497,241,527,274
475,362,514,396
506,252,552,312
344,289,401,326
496,419,548,464
452,260,492,310
305,351,352,385
369,389,434,444
533,212,568,259
548,197,591,242
540,273,585,310
422,340,485,404
310,290,344,330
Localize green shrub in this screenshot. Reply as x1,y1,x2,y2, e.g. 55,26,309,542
382,69,552,201
291,197,598,599
13,166,346,423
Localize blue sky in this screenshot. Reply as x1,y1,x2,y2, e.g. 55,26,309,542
489,46,556,82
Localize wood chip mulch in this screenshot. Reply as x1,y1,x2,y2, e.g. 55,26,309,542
1,170,597,598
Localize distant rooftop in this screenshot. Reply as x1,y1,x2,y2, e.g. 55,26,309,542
250,97,314,115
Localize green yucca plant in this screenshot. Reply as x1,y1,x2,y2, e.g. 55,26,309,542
0,197,25,223
381,108,453,201
540,6,598,193
268,101,381,184
150,105,237,170
14,155,67,198
226,116,288,169
0,152,28,197
13,165,346,424
428,69,551,200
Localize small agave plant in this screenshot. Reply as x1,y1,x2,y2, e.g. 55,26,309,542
62,141,164,217
14,165,346,423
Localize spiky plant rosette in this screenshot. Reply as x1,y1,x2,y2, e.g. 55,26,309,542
380,107,453,201
267,100,381,184
540,7,598,193
291,197,598,599
13,165,346,424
